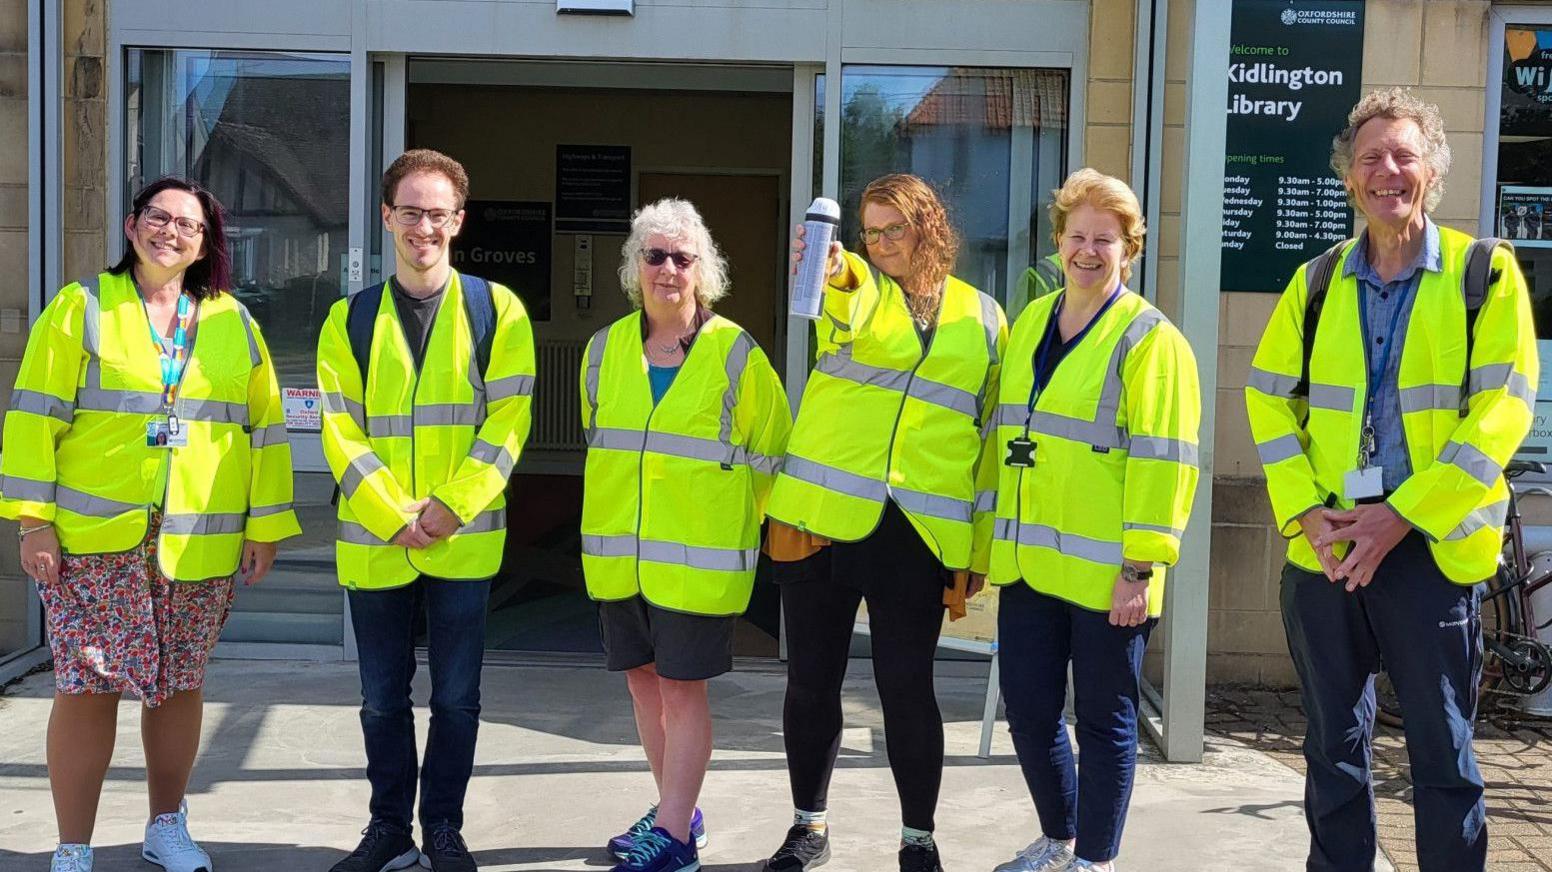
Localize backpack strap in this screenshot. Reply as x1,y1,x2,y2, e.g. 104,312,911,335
459,273,496,379
345,281,387,391
1459,237,1513,417
1295,240,1350,399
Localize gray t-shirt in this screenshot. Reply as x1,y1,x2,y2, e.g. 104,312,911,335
390,277,447,371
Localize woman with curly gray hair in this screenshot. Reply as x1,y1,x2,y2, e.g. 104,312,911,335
1246,86,1537,872
581,197,791,872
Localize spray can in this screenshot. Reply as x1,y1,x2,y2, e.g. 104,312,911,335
790,197,842,320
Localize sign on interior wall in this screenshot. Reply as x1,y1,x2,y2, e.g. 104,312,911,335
556,145,632,234
1220,0,1365,293
451,200,553,321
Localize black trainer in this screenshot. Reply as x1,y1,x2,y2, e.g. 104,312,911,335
420,823,478,872
766,824,831,871
329,821,421,872
898,842,945,872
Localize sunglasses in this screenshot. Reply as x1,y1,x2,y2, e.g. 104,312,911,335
641,248,699,269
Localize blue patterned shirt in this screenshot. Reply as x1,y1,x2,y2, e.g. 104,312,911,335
1342,216,1442,493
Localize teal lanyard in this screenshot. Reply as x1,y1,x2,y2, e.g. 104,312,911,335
143,293,193,411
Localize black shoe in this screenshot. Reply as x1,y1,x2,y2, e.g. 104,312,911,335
898,843,944,872
766,824,831,871
420,823,478,872
330,820,421,872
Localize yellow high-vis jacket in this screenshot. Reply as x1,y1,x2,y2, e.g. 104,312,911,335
1245,225,1537,583
988,290,1201,616
766,251,1008,573
580,311,791,616
317,271,535,589
0,271,300,581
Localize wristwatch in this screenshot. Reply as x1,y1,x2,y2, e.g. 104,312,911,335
1121,563,1154,584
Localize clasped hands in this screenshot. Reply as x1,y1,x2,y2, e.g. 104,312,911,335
1298,503,1411,592
392,497,462,549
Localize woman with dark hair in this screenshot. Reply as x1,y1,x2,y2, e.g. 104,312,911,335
764,174,1007,872
0,177,300,872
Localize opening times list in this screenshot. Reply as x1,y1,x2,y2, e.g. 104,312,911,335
1223,173,1349,252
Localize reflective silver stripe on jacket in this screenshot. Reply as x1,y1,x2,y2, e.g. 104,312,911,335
1092,309,1165,431
1468,363,1536,408
718,332,756,457
1128,436,1200,466
367,415,412,438
0,474,57,503
1256,433,1305,466
248,502,294,518
1444,499,1509,541
323,391,367,429
1123,520,1185,538
10,389,74,424
341,452,387,499
250,423,289,448
235,304,263,367
582,533,759,572
160,512,246,536
55,485,141,517
469,438,517,478
1439,440,1501,488
813,346,978,418
973,490,997,513
583,323,611,437
891,486,972,523
1398,384,1460,414
1246,367,1301,399
1029,410,1128,451
486,374,535,402
338,506,506,546
992,517,1123,565
1307,383,1355,412
780,455,889,502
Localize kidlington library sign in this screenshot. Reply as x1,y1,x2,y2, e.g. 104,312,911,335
1221,0,1364,293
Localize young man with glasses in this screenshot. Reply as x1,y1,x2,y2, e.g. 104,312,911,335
318,149,536,872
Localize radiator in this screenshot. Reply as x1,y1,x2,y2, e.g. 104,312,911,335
530,339,588,451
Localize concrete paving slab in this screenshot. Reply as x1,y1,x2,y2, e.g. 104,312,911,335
0,659,1377,871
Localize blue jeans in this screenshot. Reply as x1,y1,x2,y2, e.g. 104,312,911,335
348,577,491,833
1281,532,1486,872
997,582,1153,863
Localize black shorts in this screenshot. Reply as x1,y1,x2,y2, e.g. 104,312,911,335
598,596,736,680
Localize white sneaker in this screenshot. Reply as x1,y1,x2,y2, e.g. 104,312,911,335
992,836,1075,872
51,844,93,872
142,799,213,872
1070,861,1114,872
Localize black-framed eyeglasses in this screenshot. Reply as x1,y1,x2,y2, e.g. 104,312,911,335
641,248,698,269
860,223,910,245
391,206,458,228
139,205,205,238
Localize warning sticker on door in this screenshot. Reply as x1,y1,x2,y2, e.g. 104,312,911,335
282,388,323,432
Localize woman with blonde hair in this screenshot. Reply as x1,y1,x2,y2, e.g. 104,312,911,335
582,197,791,872
766,174,1007,872
987,169,1200,872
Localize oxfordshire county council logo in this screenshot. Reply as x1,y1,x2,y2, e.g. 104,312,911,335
1281,8,1298,25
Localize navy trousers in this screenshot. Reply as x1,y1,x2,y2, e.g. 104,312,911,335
997,582,1153,863
1280,532,1486,872
348,577,491,833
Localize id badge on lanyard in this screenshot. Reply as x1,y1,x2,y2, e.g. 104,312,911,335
1344,289,1402,501
145,294,193,449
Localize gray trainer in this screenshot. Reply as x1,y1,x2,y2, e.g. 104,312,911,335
992,836,1074,872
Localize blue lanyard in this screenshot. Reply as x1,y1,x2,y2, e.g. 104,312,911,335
1355,282,1407,424
143,293,193,408
1024,286,1124,422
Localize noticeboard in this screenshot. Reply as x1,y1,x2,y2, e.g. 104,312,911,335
556,144,632,234
1221,1,1365,293
451,200,552,321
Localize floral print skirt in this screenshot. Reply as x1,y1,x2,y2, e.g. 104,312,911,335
36,512,235,707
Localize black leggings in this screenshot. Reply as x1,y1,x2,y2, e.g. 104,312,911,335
779,503,948,831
